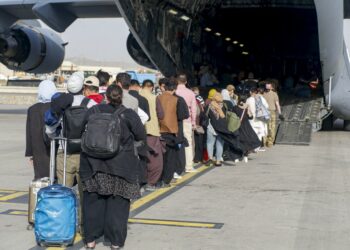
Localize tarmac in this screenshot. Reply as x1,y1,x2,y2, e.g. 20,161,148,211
1,104,350,250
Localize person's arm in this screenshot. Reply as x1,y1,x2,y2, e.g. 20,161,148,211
25,109,33,158
190,95,197,128
156,97,164,120
177,96,190,121
127,110,147,141
137,107,149,125
275,93,282,114
144,99,150,121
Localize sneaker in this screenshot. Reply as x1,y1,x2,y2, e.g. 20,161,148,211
234,159,240,163
258,147,266,152
185,168,198,173
243,156,248,163
145,184,157,191
173,173,183,179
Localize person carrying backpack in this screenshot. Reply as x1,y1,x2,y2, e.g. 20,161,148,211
79,85,146,249
55,72,96,188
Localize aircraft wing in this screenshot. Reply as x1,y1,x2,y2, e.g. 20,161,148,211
0,0,120,32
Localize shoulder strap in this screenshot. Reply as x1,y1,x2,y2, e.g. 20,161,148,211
81,97,90,108
113,106,127,117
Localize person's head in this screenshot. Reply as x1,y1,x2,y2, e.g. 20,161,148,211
129,79,141,91
176,73,187,85
208,89,217,100
249,87,257,96
257,86,265,95
116,72,131,90
158,78,168,93
142,79,154,92
213,93,223,105
265,83,273,92
106,84,123,106
192,86,200,95
83,76,100,96
96,70,111,87
226,84,235,97
238,95,247,106
67,71,84,95
37,80,57,103
163,78,177,94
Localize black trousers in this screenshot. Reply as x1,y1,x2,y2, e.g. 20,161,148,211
83,191,130,247
161,145,178,184
194,133,204,162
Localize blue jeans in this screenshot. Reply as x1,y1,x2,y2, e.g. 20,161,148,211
206,129,224,161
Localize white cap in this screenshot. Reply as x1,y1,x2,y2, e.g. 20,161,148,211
67,71,84,94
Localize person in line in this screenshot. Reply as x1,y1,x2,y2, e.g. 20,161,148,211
139,80,165,190
192,87,206,164
25,80,57,179
158,79,182,186
226,84,238,106
206,89,217,106
54,72,96,187
96,69,111,98
221,89,235,110
115,73,138,112
205,93,226,166
246,87,268,148
232,96,261,163
256,86,269,151
80,85,146,249
263,82,282,147
206,93,244,164
129,79,150,118
83,76,105,104
175,73,197,173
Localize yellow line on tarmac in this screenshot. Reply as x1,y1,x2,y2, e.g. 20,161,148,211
0,190,17,193
131,165,209,211
128,218,215,228
0,191,27,201
9,211,28,215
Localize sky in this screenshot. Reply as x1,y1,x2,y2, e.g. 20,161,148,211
59,18,134,63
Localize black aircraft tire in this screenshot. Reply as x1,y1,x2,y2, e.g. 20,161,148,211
322,114,334,131
343,120,350,131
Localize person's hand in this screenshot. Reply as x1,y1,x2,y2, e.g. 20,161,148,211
28,157,33,167
279,114,285,121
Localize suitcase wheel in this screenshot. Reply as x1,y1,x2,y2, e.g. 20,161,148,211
26,224,34,231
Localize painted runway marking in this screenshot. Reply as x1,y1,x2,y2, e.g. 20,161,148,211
128,218,223,229
1,210,223,229
0,191,27,202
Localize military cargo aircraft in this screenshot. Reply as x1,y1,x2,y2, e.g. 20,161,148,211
0,0,350,129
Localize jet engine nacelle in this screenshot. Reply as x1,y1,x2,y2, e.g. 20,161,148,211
0,24,65,74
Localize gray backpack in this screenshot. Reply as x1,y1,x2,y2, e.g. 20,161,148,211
81,106,126,159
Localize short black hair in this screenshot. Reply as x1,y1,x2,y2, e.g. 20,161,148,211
116,73,131,89
96,70,110,87
84,85,99,93
164,79,177,91
106,85,123,106
158,78,168,86
130,79,140,87
142,79,154,88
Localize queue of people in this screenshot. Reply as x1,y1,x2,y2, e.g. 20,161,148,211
25,70,282,249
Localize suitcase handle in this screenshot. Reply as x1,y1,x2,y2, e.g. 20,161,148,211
50,138,68,186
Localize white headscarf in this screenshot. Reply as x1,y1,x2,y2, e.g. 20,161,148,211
67,71,84,94
221,89,231,101
37,80,57,103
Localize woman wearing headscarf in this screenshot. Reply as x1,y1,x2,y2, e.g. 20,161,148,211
205,88,217,106
25,80,57,179
205,93,243,166
221,89,235,111
232,96,261,163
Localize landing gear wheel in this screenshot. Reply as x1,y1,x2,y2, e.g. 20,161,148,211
322,114,334,131
343,120,350,131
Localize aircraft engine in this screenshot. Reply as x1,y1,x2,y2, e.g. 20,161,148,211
0,24,65,73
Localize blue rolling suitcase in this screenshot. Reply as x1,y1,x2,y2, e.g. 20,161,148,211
34,138,77,247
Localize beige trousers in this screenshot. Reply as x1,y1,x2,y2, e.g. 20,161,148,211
183,121,194,170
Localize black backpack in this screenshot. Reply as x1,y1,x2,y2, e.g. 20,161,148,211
81,106,126,159
63,98,90,154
